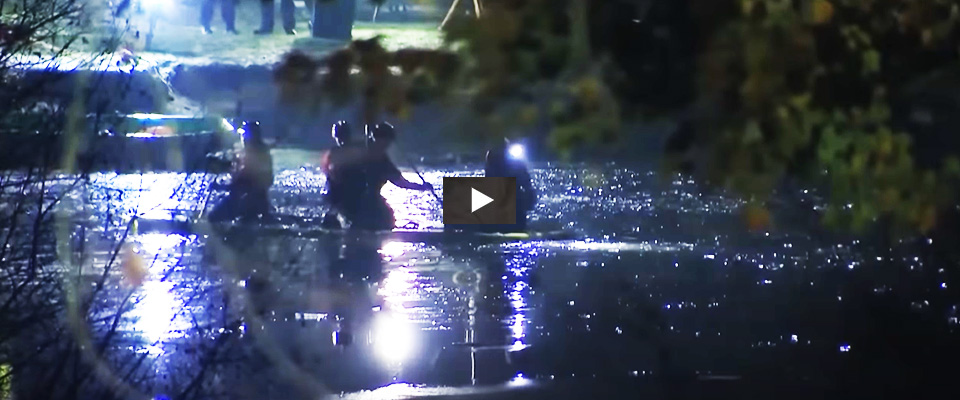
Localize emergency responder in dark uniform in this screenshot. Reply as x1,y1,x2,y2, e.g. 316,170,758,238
200,0,237,35
353,122,433,230
255,0,298,35
209,120,274,222
320,121,367,228
443,138,537,234
484,139,537,231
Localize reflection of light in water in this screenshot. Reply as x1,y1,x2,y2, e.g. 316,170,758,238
364,383,417,397
134,233,188,254
378,241,414,261
508,372,533,387
373,312,416,363
91,172,207,220
508,282,528,309
508,281,528,351
379,267,419,307
126,234,191,354
130,281,184,354
503,240,695,254
380,171,443,230
504,246,538,352
373,266,421,363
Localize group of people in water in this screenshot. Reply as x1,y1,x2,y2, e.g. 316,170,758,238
210,119,537,233
320,120,435,230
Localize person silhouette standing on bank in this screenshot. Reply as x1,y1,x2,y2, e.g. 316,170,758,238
200,0,237,35
255,0,297,35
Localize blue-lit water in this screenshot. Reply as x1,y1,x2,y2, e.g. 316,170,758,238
3,158,959,399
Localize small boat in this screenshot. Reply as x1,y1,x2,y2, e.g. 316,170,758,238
0,113,241,172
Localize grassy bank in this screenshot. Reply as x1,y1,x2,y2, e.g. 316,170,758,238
69,21,443,65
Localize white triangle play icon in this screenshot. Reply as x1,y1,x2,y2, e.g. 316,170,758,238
471,188,494,213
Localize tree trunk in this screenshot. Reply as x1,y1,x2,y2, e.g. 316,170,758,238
312,0,356,40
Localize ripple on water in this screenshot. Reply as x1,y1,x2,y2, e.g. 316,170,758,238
21,162,958,396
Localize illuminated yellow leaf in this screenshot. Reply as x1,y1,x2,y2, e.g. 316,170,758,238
851,153,866,175
744,203,772,231
789,93,812,109
776,106,790,120
918,205,937,234
743,120,762,144
922,29,934,46
573,77,603,109
862,49,880,75
944,157,960,177
1,363,10,399
877,131,893,158
812,0,835,24
396,103,412,121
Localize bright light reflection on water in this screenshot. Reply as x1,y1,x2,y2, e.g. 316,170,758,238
90,172,208,220
373,312,416,363
502,240,696,254
59,164,954,393
505,245,538,352
374,266,421,363
507,373,533,387
126,233,192,354
129,281,184,354
134,233,189,254
379,241,413,261
380,171,444,230
380,267,419,307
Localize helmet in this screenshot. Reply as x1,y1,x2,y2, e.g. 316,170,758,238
367,121,396,143
240,120,263,142
331,120,351,146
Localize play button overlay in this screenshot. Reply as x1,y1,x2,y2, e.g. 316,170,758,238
471,188,494,213
442,177,517,225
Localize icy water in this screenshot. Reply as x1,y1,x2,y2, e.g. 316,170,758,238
4,160,960,399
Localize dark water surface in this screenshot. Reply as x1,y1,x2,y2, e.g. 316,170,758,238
3,159,960,399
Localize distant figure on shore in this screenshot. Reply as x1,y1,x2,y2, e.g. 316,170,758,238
389,0,409,14
320,121,368,228
484,139,536,231
209,120,274,222
200,0,237,35
256,0,297,35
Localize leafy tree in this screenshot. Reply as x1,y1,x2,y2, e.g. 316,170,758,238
0,2,178,398
277,0,960,235
671,0,960,235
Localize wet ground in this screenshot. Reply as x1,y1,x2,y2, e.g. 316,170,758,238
3,157,960,399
